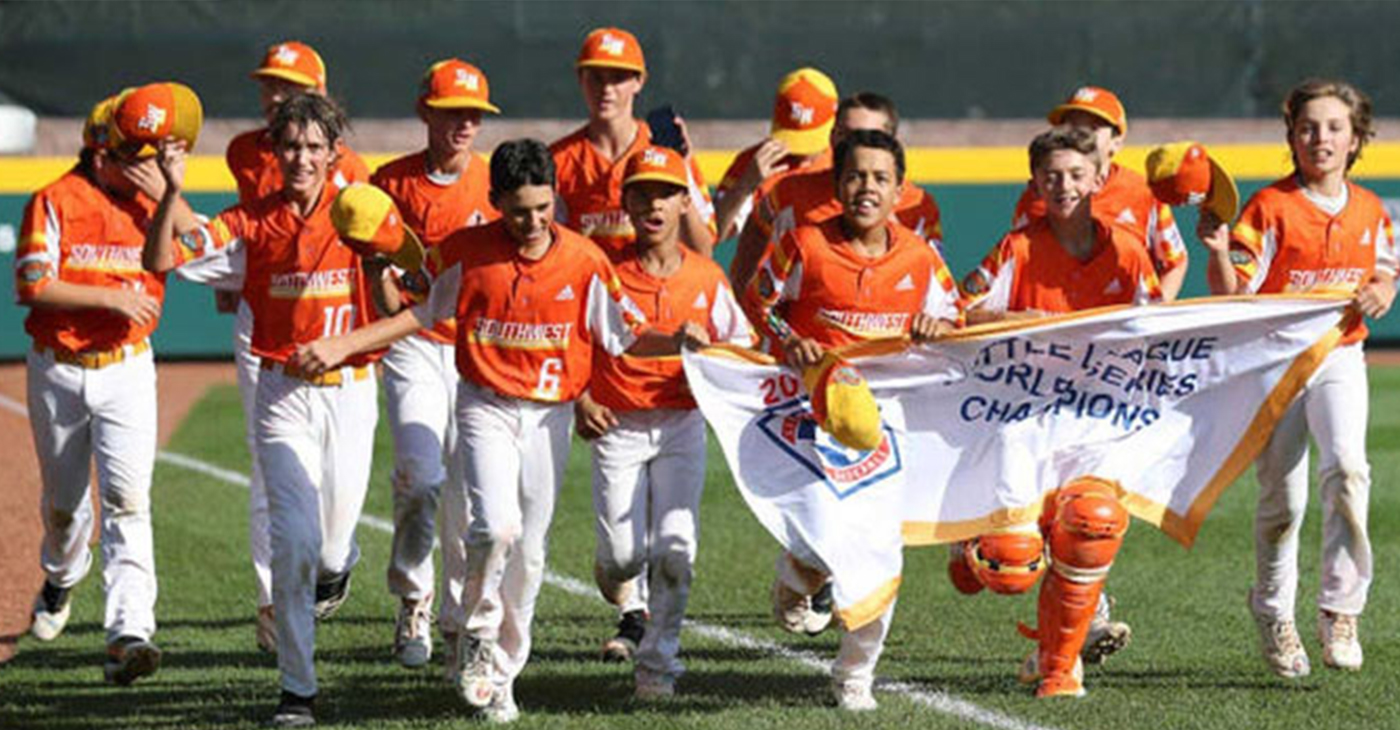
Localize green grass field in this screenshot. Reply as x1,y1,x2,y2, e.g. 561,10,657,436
4,368,1400,730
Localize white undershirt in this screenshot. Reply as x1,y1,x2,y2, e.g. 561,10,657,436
1299,175,1349,217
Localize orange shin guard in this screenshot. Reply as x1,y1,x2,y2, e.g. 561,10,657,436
1035,478,1129,697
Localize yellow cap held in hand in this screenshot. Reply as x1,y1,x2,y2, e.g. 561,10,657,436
330,184,426,271
803,353,882,452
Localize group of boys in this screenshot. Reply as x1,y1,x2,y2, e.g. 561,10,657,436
17,23,1236,727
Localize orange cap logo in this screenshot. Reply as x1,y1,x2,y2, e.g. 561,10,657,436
455,68,480,92
136,103,169,135
599,33,626,57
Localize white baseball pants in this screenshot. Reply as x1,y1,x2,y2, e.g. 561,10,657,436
1252,342,1372,619
591,408,706,678
777,551,895,687
381,335,462,608
456,380,573,688
27,344,158,644
256,366,377,698
233,301,274,609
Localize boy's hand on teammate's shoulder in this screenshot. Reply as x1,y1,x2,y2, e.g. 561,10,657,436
574,392,618,440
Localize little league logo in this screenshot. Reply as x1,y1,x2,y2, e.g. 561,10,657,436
756,400,901,500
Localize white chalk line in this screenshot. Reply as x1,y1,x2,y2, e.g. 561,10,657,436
0,389,1057,730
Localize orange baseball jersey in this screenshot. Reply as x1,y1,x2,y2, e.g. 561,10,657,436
591,249,753,411
15,168,166,353
226,128,372,204
746,218,960,351
172,190,379,366
960,217,1162,315
1230,177,1397,345
1012,162,1186,273
550,124,715,259
371,150,499,344
759,169,943,249
713,141,811,237
740,148,835,241
420,220,646,402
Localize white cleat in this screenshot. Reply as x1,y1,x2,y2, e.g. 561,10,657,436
456,635,496,708
1318,610,1363,671
771,578,815,635
1249,591,1310,679
394,598,433,669
832,679,878,711
1082,596,1132,665
482,683,519,724
30,583,71,642
634,670,676,700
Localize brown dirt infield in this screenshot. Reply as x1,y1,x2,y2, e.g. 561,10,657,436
0,361,236,664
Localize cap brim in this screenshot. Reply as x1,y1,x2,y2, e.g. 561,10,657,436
1047,103,1126,135
622,172,688,190
251,68,322,90
772,121,833,157
423,96,501,114
1205,157,1239,223
575,59,646,75
388,227,427,272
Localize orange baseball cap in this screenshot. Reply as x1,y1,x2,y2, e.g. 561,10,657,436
802,353,883,452
1146,141,1240,222
575,27,646,76
770,68,838,157
111,82,204,157
419,59,501,113
251,41,327,91
1047,86,1127,136
331,184,426,271
82,92,125,150
623,146,689,190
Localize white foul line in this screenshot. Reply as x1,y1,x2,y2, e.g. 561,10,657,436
0,390,1057,730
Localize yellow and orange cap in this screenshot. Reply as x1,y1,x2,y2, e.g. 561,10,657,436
252,41,327,91
1047,86,1127,136
331,184,427,271
576,27,646,76
1146,141,1239,223
623,146,689,190
770,68,838,157
111,82,204,157
420,58,501,113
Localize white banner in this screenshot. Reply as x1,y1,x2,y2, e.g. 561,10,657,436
683,295,1354,629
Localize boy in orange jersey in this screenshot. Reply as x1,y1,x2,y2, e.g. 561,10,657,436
745,129,959,711
551,27,716,261
18,87,203,687
713,67,840,242
145,93,390,728
222,40,372,654
1199,79,1395,678
1010,86,1189,300
287,139,699,722
746,92,943,278
951,127,1159,699
368,57,501,673
573,146,754,699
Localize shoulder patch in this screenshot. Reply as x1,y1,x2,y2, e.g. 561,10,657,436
178,230,204,254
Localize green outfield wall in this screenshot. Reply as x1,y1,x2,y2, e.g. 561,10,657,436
3,1,1400,119
6,176,1400,359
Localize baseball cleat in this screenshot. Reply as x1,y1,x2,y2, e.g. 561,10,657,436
104,636,162,686
1249,590,1310,678
633,669,676,700
1081,595,1131,665
313,570,352,621
601,609,646,663
805,582,835,636
771,578,814,635
256,604,278,654
30,581,72,642
394,597,434,669
831,679,878,711
457,635,496,708
481,683,519,724
1318,610,1363,671
267,689,316,727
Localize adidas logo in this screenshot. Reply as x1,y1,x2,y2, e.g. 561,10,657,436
895,273,915,291
692,291,708,309
137,103,167,133
1103,278,1123,296
455,69,480,91
555,284,575,302
1361,229,1373,247
1116,209,1137,226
